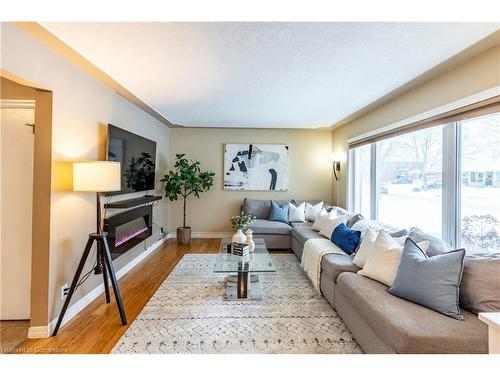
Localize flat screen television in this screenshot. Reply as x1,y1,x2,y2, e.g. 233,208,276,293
106,124,157,195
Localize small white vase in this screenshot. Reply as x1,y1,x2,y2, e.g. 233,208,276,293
232,228,246,244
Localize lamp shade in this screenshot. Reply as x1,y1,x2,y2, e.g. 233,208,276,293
73,161,121,192
331,151,346,163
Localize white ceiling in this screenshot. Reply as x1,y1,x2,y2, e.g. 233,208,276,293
41,22,499,129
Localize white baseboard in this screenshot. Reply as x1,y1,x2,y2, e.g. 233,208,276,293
168,231,233,239
42,236,169,337
27,325,50,339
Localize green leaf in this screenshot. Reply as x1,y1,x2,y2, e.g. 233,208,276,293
162,154,215,226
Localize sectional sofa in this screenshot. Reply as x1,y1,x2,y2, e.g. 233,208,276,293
244,198,489,354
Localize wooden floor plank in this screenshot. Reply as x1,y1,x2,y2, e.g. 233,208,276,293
14,238,291,354
0,320,30,353
16,239,200,353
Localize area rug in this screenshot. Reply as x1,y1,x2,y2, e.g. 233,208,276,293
112,254,361,354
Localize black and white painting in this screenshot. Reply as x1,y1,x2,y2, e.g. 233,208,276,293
224,144,289,191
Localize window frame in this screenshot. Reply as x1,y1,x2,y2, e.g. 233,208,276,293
442,122,459,247
370,143,377,221
348,144,376,220
347,110,499,250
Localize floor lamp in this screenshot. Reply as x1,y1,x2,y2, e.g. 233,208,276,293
52,161,127,336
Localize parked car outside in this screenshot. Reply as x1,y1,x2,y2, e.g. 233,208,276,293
412,179,442,192
426,179,442,189
392,176,413,184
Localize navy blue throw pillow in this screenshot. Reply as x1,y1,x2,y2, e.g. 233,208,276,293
331,223,361,255
268,200,289,223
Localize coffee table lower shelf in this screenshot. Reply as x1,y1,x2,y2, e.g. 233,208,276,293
225,274,262,300
215,238,274,301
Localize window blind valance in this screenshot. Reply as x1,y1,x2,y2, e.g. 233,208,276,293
348,96,500,149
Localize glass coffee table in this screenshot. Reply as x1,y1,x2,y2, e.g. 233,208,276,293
214,238,276,300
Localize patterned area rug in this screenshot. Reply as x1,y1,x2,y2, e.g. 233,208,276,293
112,254,361,354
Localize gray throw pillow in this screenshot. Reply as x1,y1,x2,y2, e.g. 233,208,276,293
347,213,363,228
460,254,500,314
390,229,408,238
388,238,465,320
243,198,288,219
323,203,333,212
243,198,270,219
408,227,452,257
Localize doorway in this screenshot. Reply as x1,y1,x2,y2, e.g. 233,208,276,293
0,75,52,346
1,99,35,351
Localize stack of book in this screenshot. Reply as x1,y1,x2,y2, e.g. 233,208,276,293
227,242,249,256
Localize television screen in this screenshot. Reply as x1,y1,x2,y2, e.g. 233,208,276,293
106,124,157,195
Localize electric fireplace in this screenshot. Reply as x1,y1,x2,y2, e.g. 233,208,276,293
104,205,153,259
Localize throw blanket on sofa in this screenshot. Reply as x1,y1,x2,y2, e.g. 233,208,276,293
300,238,346,293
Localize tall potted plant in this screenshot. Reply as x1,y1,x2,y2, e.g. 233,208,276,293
161,154,215,245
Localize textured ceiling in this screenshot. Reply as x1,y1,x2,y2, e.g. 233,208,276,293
41,22,499,128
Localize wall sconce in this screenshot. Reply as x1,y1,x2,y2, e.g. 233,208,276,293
331,152,343,182
333,161,341,181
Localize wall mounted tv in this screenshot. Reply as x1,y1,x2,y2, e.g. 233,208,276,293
106,124,157,195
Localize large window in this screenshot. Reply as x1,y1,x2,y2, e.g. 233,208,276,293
350,107,500,254
376,126,443,237
460,112,500,254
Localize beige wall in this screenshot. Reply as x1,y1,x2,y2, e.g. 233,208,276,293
332,44,500,208
1,23,171,323
169,127,333,232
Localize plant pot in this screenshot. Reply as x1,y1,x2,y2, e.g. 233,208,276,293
177,226,192,245
232,228,246,244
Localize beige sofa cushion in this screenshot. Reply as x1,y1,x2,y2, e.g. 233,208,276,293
460,254,500,313
321,253,360,282
336,272,488,354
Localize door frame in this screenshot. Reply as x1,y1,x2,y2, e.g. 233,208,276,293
0,75,53,337
0,99,36,319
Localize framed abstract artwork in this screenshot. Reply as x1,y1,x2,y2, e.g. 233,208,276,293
223,144,289,191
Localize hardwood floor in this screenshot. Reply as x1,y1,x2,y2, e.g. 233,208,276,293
16,238,221,354
1,320,30,353
15,238,291,354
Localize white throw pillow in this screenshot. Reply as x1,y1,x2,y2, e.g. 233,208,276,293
357,230,403,286
394,235,408,246
288,202,306,222
353,227,378,268
391,236,430,252
351,219,382,233
319,214,348,239
358,231,431,286
414,240,430,253
311,208,329,231
350,219,369,232
353,228,430,269
332,206,349,216
305,201,323,222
